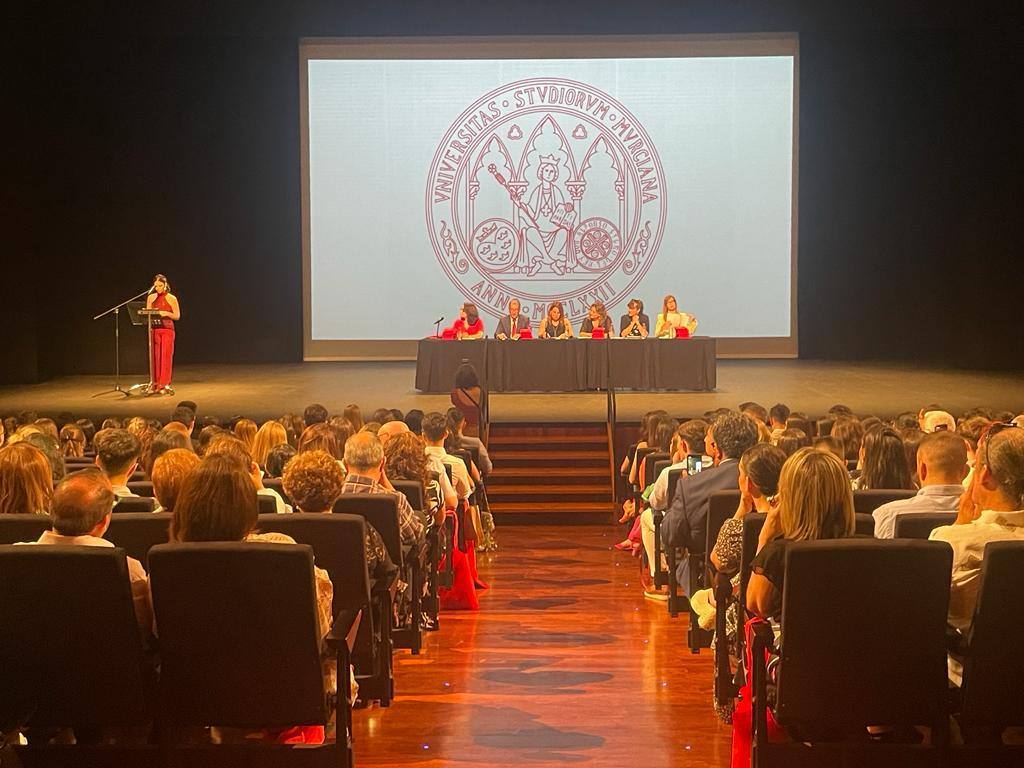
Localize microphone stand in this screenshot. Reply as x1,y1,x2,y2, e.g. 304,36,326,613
434,316,445,338
90,287,152,398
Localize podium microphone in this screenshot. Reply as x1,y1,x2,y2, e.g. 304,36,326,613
433,316,445,325
433,315,445,337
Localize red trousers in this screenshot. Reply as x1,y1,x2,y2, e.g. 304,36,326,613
151,328,175,386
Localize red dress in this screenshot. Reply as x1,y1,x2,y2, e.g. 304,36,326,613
150,292,175,387
450,317,484,338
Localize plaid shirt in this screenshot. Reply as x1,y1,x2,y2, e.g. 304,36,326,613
342,474,424,547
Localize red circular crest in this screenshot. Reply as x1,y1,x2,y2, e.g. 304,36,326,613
426,78,667,324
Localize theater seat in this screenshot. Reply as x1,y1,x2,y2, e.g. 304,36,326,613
104,512,171,566
894,512,956,540
854,489,917,514
113,496,156,514
0,514,50,545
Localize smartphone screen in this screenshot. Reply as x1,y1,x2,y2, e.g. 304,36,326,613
686,455,702,475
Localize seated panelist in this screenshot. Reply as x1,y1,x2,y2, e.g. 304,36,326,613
619,298,650,338
538,301,573,339
655,294,698,338
578,301,614,338
495,298,531,340
450,302,485,340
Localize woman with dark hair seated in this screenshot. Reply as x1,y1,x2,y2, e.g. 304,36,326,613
383,432,444,526
264,443,296,479
854,427,916,490
297,422,344,461
171,452,335,743
578,301,613,338
449,302,485,340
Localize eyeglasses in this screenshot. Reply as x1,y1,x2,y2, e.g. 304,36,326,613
979,421,1020,473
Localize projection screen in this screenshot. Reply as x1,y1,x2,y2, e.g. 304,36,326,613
301,35,798,359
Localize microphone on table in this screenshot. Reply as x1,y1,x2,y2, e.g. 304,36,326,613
433,315,445,338
433,316,445,325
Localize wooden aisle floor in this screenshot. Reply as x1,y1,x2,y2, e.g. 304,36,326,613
353,525,731,767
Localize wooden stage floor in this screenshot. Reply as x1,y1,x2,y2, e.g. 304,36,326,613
1,359,1021,424
352,525,731,767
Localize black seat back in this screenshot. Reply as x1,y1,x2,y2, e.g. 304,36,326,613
775,540,952,729
333,493,403,566
257,494,277,514
0,545,148,728
854,489,916,514
816,417,834,439
391,479,425,512
651,459,672,485
706,490,740,560
127,480,154,497
104,512,171,566
893,512,956,540
113,496,156,514
665,467,685,508
640,451,670,487
149,542,327,728
787,417,813,437
256,513,371,618
854,512,876,536
262,477,291,505
0,514,50,545
961,541,1024,729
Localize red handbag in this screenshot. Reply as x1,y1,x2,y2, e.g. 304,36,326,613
730,617,787,767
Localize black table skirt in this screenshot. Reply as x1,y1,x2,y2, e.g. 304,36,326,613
415,337,716,393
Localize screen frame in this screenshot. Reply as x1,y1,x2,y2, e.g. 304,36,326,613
300,33,799,360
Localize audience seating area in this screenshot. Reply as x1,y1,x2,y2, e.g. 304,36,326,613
1,398,1023,766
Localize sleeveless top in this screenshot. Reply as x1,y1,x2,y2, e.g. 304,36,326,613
152,293,174,331
545,319,567,337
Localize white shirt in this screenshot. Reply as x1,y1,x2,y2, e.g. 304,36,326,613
425,452,458,508
112,484,139,498
258,486,292,514
425,445,473,500
648,459,688,511
872,484,963,539
930,509,1024,632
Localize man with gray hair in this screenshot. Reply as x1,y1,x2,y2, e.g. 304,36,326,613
654,411,759,600
342,432,425,549
17,468,152,634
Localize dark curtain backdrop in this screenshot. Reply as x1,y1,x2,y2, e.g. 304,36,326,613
5,2,1021,383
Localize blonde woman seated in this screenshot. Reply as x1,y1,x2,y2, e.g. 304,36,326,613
538,301,574,339
655,294,698,338
578,301,613,338
747,447,856,620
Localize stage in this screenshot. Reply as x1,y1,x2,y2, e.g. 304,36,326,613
1,360,1020,424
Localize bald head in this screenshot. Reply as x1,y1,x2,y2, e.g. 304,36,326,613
917,431,969,486
377,420,409,445
344,432,384,474
51,468,114,536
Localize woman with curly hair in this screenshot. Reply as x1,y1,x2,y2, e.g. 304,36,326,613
383,431,444,526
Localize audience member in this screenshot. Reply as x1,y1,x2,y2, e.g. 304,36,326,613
93,428,141,496
451,363,484,438
378,419,410,445
282,448,396,584
342,433,426,549
152,448,201,514
854,427,915,490
279,413,305,447
658,412,759,598
873,431,967,538
206,436,291,513
446,408,492,475
101,417,122,431
303,403,329,427
143,428,192,476
371,408,393,425
768,403,790,440
828,404,854,419
422,412,473,502
830,417,864,465
195,425,228,456
18,468,152,634
893,412,919,431
898,427,926,485
169,405,196,436
361,422,382,435
931,425,1024,684
812,435,845,460
251,420,289,470
328,416,356,447
233,418,257,453
747,448,855,619
297,422,345,460
404,409,424,436
922,409,957,433
171,452,335,708
384,432,446,525
34,418,59,441
342,404,364,432
643,419,709,513
59,424,87,458
774,427,809,457
0,442,54,515
265,443,296,478
739,402,768,426
25,432,67,485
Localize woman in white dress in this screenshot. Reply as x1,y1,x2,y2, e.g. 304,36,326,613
655,294,698,338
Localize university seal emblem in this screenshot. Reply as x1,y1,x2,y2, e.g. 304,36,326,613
426,78,666,323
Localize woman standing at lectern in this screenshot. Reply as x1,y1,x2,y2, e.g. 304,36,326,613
146,274,180,395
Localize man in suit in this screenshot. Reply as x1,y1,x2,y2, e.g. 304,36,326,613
494,298,531,339
654,411,759,599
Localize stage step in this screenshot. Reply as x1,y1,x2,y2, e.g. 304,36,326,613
485,422,614,524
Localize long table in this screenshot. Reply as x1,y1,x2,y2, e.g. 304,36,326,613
414,337,717,393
